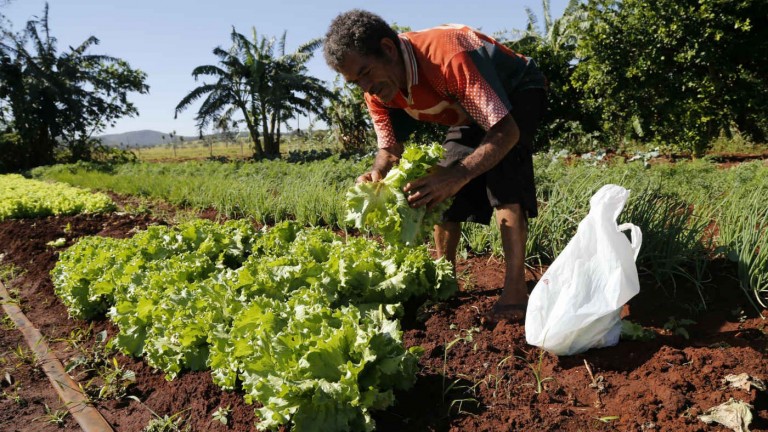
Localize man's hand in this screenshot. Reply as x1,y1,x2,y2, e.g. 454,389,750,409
356,169,385,184
357,147,402,184
403,113,521,208
403,165,470,210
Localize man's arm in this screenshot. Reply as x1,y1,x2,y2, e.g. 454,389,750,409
403,113,520,208
356,144,404,183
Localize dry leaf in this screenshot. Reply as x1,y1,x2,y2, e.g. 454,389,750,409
699,398,753,432
723,373,767,392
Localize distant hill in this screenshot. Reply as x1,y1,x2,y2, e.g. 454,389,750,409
99,130,192,148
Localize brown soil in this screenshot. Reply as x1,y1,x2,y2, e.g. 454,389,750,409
1,205,766,431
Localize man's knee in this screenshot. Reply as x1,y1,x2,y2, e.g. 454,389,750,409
495,204,527,230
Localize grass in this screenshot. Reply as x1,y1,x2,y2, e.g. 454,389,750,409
470,355,520,401
459,223,495,256
708,130,768,155
456,268,477,292
441,326,480,402
12,345,36,366
59,328,137,402
0,314,15,331
143,411,190,432
35,404,70,426
714,182,768,311
126,395,191,432
2,389,27,407
0,262,23,284
33,156,368,227
131,140,252,161
623,187,712,305
515,349,554,394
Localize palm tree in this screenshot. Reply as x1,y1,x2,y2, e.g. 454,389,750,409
176,28,332,159
261,34,333,156
1,5,68,166
175,28,265,157
518,0,584,56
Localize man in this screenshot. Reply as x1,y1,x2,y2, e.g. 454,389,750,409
323,10,547,323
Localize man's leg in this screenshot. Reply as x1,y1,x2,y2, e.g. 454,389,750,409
434,221,461,270
484,89,546,322
491,203,528,319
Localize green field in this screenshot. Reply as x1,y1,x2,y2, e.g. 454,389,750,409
127,134,341,162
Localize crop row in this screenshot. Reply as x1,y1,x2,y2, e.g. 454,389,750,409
52,219,457,431
0,173,114,220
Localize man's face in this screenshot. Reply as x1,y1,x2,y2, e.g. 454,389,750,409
338,39,405,103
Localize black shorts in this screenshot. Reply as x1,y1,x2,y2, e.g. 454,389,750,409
440,88,546,224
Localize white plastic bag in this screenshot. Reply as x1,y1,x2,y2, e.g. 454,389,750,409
525,184,642,355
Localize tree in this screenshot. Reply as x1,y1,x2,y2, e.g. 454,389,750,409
175,29,264,157
326,80,374,152
162,130,177,158
262,33,334,156
571,0,768,154
214,115,240,154
175,28,332,159
0,3,148,170
501,0,597,152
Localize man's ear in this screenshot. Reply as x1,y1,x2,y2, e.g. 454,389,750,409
380,37,399,61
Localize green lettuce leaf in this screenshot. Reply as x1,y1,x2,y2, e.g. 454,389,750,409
345,143,452,246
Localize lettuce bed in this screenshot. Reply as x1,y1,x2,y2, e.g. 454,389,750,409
52,219,456,431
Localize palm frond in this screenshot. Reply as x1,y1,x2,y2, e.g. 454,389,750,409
543,0,553,35
296,38,322,55
175,83,222,115
191,64,230,80
278,31,287,56
525,7,538,34
68,35,100,56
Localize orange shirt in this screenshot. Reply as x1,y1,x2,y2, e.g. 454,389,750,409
366,25,546,149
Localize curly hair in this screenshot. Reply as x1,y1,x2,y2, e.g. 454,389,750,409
323,9,399,71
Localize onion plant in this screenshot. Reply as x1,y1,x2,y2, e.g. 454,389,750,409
623,186,712,305
715,184,768,311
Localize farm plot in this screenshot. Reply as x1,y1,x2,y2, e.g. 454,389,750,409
3,157,768,431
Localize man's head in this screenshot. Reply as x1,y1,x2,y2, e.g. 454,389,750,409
323,9,406,103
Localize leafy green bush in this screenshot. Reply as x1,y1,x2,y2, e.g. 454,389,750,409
0,132,26,174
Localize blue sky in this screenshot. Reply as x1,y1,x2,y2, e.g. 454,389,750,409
3,0,569,136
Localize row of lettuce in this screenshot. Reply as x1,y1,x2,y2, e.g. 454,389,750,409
0,173,114,220
53,218,456,431
0,143,445,244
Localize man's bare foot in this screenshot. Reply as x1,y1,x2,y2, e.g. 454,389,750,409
483,301,527,325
